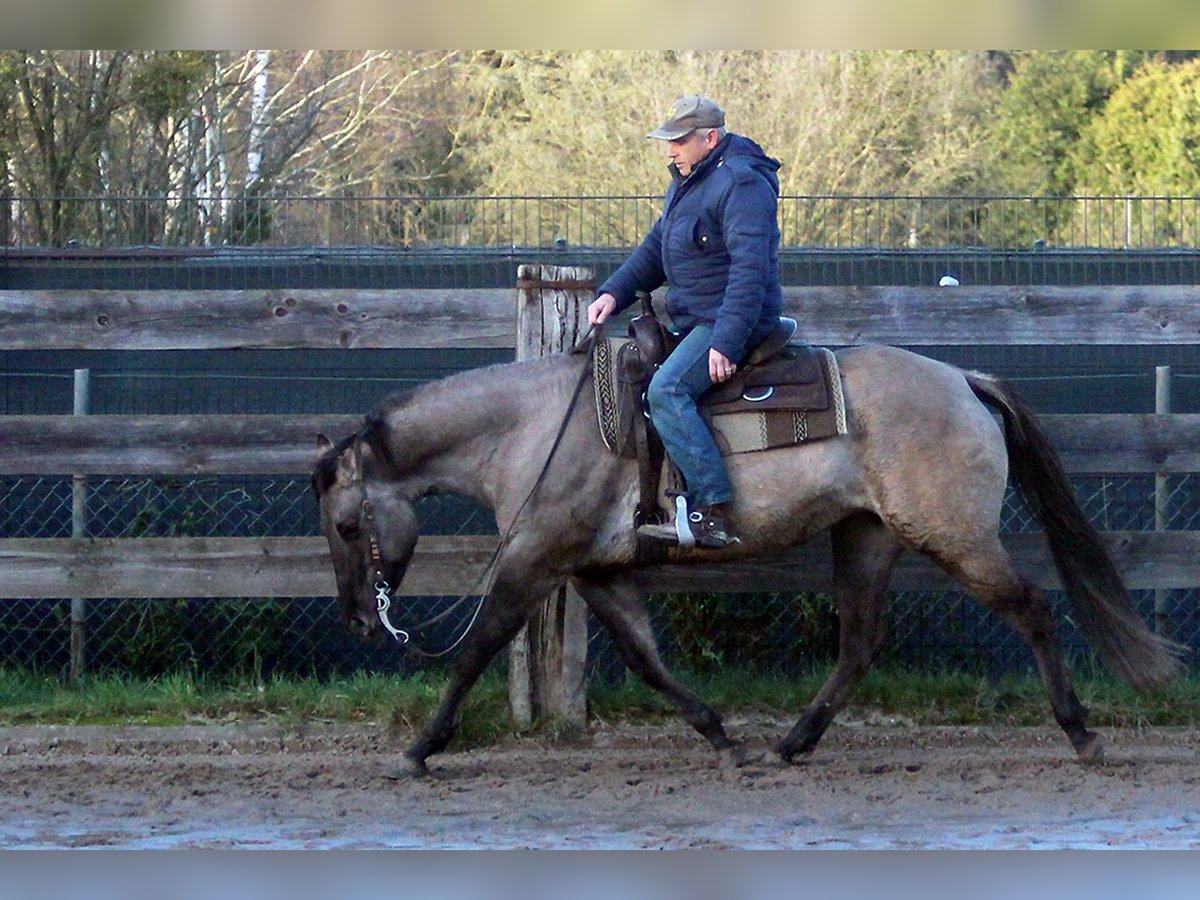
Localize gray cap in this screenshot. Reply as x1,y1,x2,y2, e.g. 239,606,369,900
647,95,725,141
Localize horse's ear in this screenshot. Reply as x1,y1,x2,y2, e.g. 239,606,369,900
316,433,333,455
335,446,361,486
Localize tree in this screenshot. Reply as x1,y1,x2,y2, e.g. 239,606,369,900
0,50,456,246
6,51,130,245
456,51,1001,247
1073,58,1200,246
978,51,1171,248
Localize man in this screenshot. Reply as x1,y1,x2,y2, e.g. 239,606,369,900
588,95,783,550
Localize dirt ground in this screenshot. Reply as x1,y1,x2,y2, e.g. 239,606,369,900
2,714,1198,849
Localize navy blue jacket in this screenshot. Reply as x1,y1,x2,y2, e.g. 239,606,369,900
599,133,783,362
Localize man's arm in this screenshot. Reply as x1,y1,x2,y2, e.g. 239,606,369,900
595,217,666,314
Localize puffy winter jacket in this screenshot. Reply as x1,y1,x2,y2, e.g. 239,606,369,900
598,133,783,363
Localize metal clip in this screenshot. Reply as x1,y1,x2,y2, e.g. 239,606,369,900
374,581,410,643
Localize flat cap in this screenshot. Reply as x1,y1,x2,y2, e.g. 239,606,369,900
647,95,725,141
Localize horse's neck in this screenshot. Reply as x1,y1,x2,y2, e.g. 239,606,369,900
379,354,581,507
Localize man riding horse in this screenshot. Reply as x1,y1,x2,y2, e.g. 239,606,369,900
588,95,784,550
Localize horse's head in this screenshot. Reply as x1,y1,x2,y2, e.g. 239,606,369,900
312,434,418,639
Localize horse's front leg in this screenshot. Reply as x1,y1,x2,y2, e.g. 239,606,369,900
388,569,554,779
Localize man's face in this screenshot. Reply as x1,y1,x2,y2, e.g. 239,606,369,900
666,128,719,177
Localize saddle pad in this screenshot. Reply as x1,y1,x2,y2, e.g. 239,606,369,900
594,337,848,458
708,347,847,455
593,336,635,457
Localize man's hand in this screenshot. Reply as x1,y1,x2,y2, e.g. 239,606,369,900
709,348,737,383
588,293,617,326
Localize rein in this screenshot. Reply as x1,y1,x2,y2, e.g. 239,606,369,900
359,327,597,656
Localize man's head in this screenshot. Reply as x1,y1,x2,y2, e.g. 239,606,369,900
649,95,726,177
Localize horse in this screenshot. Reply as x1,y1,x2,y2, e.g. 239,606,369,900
311,339,1186,777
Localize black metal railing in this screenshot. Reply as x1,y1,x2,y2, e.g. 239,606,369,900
5,193,1200,252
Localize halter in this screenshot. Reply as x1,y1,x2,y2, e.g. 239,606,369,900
359,492,489,657
360,496,409,644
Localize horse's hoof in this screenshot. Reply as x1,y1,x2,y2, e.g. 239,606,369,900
1075,733,1107,766
383,756,429,780
719,743,765,769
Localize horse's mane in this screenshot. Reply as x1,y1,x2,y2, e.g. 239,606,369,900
311,351,589,498
310,432,357,497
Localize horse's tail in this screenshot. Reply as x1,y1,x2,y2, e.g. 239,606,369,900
964,370,1188,692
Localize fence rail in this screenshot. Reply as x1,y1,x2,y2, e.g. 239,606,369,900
2,413,1200,477
5,531,1200,602
6,285,1200,350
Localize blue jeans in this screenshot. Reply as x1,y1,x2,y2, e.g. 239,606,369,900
645,325,733,508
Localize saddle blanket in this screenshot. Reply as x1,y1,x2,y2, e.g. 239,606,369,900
592,336,848,458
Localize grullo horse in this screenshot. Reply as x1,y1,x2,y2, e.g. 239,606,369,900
312,342,1185,777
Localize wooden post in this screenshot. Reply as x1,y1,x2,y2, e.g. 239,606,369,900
507,264,593,731
1154,365,1172,638
70,368,90,681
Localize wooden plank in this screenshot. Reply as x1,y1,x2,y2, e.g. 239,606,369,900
0,289,516,350
1041,414,1200,473
645,531,1200,593
4,531,1200,601
7,284,1200,351
0,414,363,475
0,535,498,599
780,284,1200,346
4,413,1200,476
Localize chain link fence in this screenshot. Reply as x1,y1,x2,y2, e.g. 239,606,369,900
3,193,1200,684
2,469,1197,683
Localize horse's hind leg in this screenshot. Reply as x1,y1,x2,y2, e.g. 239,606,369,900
944,547,1101,761
775,513,902,763
573,573,746,767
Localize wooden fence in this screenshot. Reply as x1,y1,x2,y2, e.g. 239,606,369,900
4,283,1200,599
2,281,1199,710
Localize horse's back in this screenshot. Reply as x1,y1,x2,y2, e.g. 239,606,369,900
836,345,1002,443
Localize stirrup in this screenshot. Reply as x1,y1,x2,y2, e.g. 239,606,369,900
636,496,698,548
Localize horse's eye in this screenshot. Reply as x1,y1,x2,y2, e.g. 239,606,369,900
336,521,362,542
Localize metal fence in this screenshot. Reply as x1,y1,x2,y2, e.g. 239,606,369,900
7,193,1200,252
4,192,1200,685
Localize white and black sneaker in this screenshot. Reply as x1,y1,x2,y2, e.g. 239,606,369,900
636,497,741,550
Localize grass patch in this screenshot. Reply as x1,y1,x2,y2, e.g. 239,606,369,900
3,667,1198,741
588,665,1200,729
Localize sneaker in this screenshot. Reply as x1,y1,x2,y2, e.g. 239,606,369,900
688,503,741,549
636,498,741,550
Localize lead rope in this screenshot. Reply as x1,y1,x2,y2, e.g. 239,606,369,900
365,325,598,657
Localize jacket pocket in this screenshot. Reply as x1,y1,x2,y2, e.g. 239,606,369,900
692,216,724,255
